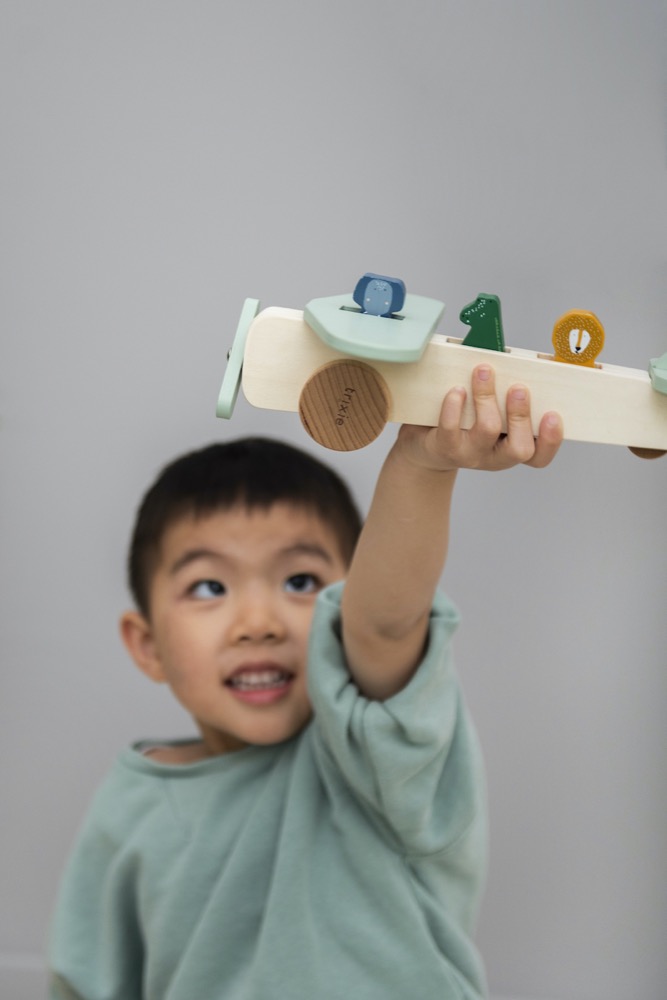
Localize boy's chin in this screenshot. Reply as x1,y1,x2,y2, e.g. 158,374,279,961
197,712,313,755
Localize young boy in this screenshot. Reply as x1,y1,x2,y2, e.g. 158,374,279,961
49,368,563,999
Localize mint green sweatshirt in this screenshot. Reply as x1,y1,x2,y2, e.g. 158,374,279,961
49,584,488,999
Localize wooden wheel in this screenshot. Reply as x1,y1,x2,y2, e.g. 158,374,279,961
298,360,391,451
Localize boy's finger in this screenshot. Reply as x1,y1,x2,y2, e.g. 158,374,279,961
439,385,467,434
431,385,467,460
469,365,503,443
503,385,538,464
525,411,563,468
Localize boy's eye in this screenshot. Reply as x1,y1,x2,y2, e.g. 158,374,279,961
284,573,321,595
189,580,226,599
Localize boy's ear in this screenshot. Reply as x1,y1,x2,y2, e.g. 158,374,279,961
119,611,167,684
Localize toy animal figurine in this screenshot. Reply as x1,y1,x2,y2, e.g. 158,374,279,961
217,275,667,453
551,310,605,367
460,294,505,352
353,272,406,317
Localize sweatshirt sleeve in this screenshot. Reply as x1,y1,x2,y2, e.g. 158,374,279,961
307,582,487,859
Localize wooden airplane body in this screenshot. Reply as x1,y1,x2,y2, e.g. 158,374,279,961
218,283,667,453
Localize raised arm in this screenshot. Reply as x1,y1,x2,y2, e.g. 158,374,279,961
340,365,563,700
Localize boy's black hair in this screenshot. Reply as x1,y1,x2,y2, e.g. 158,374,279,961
128,437,363,617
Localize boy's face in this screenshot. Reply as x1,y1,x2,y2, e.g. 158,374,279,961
121,503,348,755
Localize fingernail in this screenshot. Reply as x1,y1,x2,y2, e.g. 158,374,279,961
476,366,491,381
545,413,560,428
511,387,527,401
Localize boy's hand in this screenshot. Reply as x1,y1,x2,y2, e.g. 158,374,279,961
398,364,563,473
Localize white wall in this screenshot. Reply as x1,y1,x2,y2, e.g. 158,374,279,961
2,2,666,998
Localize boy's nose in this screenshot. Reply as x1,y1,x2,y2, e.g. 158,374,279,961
228,597,286,644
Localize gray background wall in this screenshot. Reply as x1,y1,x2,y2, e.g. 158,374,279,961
2,2,666,998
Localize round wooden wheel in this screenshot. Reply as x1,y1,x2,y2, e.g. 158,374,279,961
298,360,391,451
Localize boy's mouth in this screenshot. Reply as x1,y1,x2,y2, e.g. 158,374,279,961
224,664,296,705
226,667,294,692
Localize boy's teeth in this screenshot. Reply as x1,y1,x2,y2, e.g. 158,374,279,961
229,670,289,690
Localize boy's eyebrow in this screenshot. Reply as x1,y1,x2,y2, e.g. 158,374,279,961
280,542,335,564
169,542,335,576
169,548,223,576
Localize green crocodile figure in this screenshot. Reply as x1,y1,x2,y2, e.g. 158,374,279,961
459,293,505,352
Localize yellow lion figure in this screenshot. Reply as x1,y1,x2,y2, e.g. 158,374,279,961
551,310,605,367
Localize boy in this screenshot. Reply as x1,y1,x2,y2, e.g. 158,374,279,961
49,368,563,999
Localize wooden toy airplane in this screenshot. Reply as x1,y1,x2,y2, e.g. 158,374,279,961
217,273,667,452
